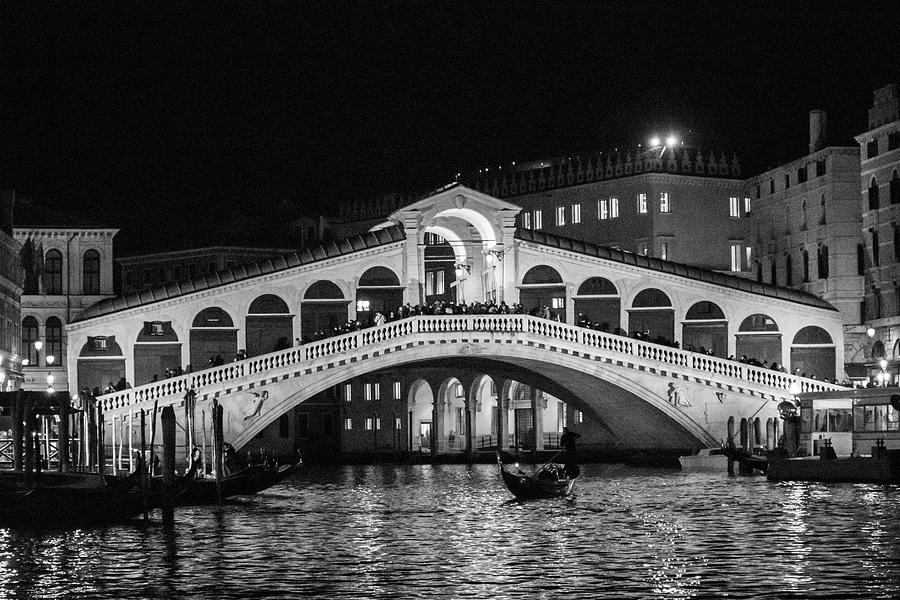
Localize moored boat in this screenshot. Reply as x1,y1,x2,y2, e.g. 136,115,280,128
678,447,728,472
497,452,578,500
158,451,302,506
720,444,769,474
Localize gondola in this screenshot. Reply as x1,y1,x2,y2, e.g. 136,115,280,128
720,444,769,474
497,452,578,500
161,449,302,506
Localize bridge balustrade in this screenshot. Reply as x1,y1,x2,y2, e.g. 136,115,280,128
96,314,843,417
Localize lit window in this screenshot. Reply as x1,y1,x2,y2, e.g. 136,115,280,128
523,212,532,229
426,272,435,296
730,243,743,272
574,409,584,424
395,417,402,429
376,418,381,430
356,300,370,312
610,197,619,218
661,241,669,261
659,192,670,213
364,382,380,401
344,383,352,401
637,193,648,214
729,197,740,217
436,271,445,294
744,197,751,214
92,336,108,351
393,381,401,400
533,210,543,229
571,203,581,224
456,383,464,397
365,418,374,431
344,418,353,430
598,199,608,220
745,246,752,267
551,297,565,309
556,206,566,226
638,241,648,256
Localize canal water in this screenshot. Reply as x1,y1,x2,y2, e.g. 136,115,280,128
1,463,899,599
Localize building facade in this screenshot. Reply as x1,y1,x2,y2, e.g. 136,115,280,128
857,84,900,383
10,193,118,393
745,112,865,373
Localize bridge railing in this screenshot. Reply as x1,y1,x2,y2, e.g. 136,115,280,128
96,314,842,415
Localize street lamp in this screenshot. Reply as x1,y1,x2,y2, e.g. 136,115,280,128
454,263,470,279
34,340,43,367
879,358,889,387
46,372,55,394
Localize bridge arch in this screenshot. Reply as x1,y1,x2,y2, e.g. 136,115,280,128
229,335,720,451
301,280,350,341
133,320,181,385
355,266,404,324
76,335,125,394
407,378,435,452
573,276,620,332
790,325,836,380
245,294,293,357
520,265,566,319
628,288,674,341
735,313,782,367
189,306,238,370
682,300,727,357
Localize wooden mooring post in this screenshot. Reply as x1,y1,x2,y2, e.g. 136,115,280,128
213,400,224,506
161,406,176,527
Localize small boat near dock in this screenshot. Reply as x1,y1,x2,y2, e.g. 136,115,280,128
678,447,728,472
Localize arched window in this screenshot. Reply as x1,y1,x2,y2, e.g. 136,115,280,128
44,249,63,295
819,194,827,225
83,249,100,294
632,288,672,307
802,250,809,282
522,265,564,285
46,316,63,365
770,259,777,285
248,294,289,314
358,267,401,287
22,316,38,365
785,254,793,286
802,199,808,229
576,277,617,296
869,177,880,210
304,280,344,299
873,340,886,359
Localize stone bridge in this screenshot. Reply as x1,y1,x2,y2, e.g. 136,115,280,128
96,314,840,457
69,183,847,461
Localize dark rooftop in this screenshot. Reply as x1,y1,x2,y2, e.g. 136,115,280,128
73,225,407,323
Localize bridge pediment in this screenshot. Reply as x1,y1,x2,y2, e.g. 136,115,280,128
390,184,520,248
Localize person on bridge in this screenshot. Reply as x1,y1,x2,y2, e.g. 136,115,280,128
560,426,582,478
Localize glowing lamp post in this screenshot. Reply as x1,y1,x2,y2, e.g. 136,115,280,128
879,358,889,388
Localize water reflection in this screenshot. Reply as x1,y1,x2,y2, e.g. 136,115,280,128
0,465,899,598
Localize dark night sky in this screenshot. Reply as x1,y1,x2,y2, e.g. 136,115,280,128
2,2,899,255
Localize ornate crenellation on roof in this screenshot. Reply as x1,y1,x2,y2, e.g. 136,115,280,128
467,148,741,199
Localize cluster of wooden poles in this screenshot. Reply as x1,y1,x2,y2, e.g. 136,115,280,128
8,389,229,523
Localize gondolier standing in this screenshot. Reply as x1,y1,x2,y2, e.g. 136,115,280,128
560,427,581,478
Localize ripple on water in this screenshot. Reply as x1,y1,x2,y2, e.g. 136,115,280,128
1,464,899,599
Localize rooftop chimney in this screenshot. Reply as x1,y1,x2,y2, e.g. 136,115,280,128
809,109,827,154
